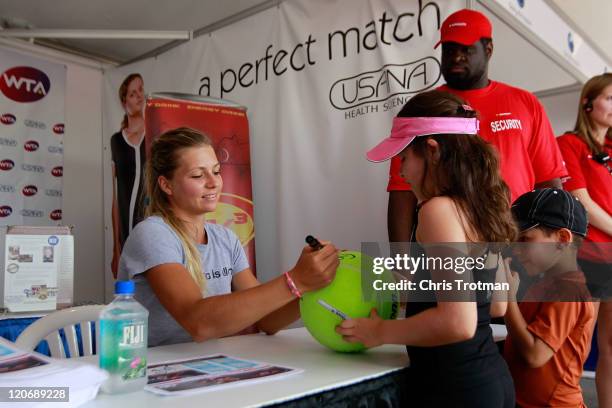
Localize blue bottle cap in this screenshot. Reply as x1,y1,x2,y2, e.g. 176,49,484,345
115,280,135,295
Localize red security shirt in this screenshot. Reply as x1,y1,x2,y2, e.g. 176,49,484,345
387,81,567,202
557,133,611,257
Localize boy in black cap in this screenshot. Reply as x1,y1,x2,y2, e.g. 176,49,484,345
503,188,595,407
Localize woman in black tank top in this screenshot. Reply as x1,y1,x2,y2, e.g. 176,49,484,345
403,203,513,407
338,91,517,407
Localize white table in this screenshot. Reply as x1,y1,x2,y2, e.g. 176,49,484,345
80,327,409,408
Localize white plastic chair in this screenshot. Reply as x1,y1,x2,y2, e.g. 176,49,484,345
15,305,105,359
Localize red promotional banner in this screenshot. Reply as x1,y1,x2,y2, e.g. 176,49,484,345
144,95,256,275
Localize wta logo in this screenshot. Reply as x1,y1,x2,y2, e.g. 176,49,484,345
24,140,39,152
22,185,38,197
0,206,12,217
0,67,50,102
53,123,64,134
1,113,16,125
51,166,63,177
0,159,15,171
50,209,62,221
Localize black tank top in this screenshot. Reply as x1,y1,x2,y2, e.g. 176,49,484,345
404,202,510,392
110,130,146,246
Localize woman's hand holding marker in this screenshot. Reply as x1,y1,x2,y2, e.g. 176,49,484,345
287,237,339,294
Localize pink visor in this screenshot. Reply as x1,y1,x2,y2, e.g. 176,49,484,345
366,117,480,162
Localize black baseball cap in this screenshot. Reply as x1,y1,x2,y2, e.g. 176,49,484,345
511,188,588,236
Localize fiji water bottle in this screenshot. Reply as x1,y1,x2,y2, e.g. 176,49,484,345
99,280,148,393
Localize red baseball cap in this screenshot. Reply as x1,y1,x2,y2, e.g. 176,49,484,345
434,9,492,49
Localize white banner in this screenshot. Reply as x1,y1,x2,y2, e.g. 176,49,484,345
103,0,463,283
0,47,66,226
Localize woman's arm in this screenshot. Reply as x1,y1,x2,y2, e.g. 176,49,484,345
146,243,339,342
231,270,299,335
569,188,612,236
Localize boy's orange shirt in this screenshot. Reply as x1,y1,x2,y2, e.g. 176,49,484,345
504,271,595,408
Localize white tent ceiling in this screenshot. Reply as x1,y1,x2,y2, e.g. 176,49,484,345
479,4,576,94
0,0,270,63
550,0,612,65
0,0,609,91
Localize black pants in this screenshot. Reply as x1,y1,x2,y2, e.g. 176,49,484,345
411,372,515,408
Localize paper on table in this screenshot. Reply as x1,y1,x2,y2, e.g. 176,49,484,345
2,226,74,311
3,234,59,312
145,354,303,397
0,337,108,407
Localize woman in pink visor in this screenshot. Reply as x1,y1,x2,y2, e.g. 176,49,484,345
337,90,516,407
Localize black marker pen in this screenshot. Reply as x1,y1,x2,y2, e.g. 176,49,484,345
305,235,323,250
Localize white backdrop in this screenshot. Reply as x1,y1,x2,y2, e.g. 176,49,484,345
103,0,463,285
0,48,65,226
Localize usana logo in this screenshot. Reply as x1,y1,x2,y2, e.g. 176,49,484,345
22,164,45,173
21,209,44,218
329,57,441,113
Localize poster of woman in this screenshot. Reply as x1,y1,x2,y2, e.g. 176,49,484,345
110,73,146,278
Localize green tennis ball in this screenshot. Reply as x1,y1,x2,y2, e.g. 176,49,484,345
300,251,399,352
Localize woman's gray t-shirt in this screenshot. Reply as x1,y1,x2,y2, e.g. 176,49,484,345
117,216,249,346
